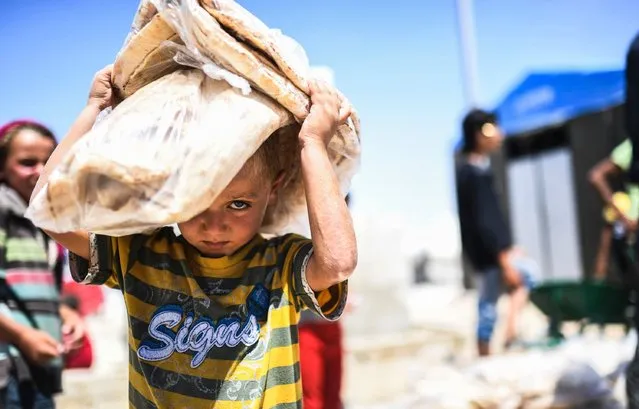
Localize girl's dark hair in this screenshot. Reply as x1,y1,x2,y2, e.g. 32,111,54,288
461,109,497,153
0,121,57,171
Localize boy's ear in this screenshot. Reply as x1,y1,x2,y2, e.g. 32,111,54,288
268,171,286,206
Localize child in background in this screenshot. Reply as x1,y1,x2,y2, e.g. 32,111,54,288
299,194,352,409
60,294,93,370
0,120,84,409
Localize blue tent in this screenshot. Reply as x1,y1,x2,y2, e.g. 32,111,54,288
495,69,625,136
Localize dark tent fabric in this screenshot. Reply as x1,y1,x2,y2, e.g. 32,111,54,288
626,33,639,183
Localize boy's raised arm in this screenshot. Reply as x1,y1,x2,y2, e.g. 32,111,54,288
298,80,357,292
31,65,114,260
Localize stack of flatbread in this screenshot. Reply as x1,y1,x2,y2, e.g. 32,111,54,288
26,0,361,236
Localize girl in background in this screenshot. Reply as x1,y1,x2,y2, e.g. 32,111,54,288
0,121,84,409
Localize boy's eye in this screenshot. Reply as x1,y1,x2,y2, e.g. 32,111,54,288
229,201,250,210
19,159,38,167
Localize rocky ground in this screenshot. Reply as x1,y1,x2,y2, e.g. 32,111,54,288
55,284,632,409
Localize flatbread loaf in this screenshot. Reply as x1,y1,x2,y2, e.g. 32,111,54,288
187,3,310,119
132,0,158,32
28,0,361,236
113,0,361,234
113,13,182,100
199,0,309,94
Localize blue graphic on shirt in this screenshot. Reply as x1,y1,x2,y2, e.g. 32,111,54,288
137,284,270,368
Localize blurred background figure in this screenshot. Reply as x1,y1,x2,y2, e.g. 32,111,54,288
59,294,93,371
588,138,637,284
620,29,639,409
456,109,538,356
299,194,351,409
625,33,639,186
0,121,84,409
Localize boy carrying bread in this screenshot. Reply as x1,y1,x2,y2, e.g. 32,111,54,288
32,65,357,408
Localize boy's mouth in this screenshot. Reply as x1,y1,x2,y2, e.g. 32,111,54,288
202,240,230,250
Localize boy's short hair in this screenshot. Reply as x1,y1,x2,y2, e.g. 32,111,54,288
462,109,498,153
244,124,300,182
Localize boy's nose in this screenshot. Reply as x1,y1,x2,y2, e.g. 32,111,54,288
201,211,229,233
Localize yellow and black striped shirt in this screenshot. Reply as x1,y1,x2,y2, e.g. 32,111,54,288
69,227,347,409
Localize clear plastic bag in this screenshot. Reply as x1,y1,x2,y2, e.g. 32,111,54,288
26,0,360,236
27,69,293,235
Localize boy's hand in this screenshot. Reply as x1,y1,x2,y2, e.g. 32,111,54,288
87,64,115,111
299,80,352,147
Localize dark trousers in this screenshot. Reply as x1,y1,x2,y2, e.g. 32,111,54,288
628,311,639,408
0,375,55,409
628,237,639,408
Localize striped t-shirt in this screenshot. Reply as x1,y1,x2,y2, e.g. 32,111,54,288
69,227,347,408
0,183,63,393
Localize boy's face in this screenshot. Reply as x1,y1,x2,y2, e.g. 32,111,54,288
178,162,278,257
